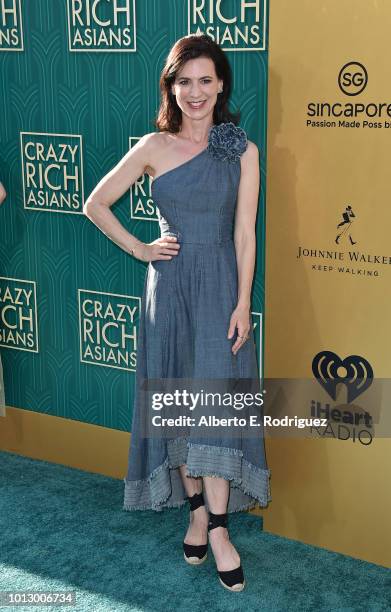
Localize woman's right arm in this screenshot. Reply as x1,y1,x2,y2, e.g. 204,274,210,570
83,133,180,262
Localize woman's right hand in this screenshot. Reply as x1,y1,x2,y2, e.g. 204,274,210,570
133,236,180,262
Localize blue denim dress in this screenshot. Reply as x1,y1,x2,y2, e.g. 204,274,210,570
123,122,271,513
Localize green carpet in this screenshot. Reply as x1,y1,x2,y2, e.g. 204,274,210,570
0,450,389,612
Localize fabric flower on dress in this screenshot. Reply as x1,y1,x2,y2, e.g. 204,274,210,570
207,121,248,163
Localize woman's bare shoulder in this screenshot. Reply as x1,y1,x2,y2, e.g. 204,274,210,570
240,139,260,167
141,131,175,176
245,139,260,156
140,131,171,151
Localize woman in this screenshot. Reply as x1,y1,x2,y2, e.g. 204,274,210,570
84,34,271,593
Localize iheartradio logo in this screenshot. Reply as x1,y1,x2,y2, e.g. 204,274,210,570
312,350,373,403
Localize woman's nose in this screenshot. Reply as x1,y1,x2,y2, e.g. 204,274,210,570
190,83,201,95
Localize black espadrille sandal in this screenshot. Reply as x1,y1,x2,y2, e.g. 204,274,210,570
183,492,208,565
207,511,245,592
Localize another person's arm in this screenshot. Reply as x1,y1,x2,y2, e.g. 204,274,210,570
0,181,6,205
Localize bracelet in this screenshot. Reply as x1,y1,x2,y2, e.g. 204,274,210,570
130,242,142,258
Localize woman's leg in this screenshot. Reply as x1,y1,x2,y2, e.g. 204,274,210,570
202,476,241,572
179,465,208,546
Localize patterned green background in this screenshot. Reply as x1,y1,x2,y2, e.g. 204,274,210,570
0,0,269,431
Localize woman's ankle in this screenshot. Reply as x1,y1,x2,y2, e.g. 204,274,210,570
191,506,208,522
208,526,229,540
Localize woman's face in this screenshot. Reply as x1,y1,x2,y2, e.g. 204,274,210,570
171,56,223,123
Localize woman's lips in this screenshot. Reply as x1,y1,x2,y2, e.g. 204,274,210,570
187,100,207,109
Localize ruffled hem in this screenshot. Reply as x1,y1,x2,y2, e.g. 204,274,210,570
123,438,271,513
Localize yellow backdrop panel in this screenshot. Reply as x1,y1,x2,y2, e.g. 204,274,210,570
263,0,391,568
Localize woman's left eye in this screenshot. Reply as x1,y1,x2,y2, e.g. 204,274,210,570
178,79,211,85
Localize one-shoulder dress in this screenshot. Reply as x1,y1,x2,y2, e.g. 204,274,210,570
123,122,271,513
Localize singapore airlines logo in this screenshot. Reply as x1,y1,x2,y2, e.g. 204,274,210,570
307,61,391,128
188,0,267,51
67,0,137,52
338,62,368,97
0,0,24,51
312,350,373,403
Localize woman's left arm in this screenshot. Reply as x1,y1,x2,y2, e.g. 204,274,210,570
228,141,260,355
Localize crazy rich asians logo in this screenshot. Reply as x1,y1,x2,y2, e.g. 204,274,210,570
307,61,391,130
78,289,140,371
67,0,136,52
188,0,267,51
129,137,157,222
0,277,38,353
297,204,391,278
20,132,84,214
310,350,374,445
0,0,23,51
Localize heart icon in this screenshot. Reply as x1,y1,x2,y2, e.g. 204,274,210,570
312,351,373,402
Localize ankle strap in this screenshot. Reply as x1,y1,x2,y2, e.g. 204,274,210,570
186,492,205,511
208,511,228,531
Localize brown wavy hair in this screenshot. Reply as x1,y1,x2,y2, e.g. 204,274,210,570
155,34,240,133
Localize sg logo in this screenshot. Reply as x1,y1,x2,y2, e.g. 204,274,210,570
338,61,368,96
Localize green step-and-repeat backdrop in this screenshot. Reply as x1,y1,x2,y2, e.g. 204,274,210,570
0,0,269,430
